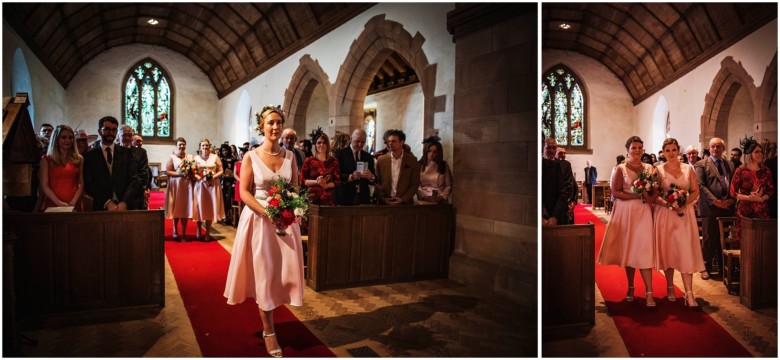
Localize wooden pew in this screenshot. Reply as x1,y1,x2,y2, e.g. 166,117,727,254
740,218,777,310
542,223,595,329
306,204,454,291
5,210,165,318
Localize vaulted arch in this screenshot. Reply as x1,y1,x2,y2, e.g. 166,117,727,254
283,55,332,138
700,57,758,148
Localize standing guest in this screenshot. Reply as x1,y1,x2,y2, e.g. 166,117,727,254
132,135,144,148
193,138,225,241
584,160,598,205
685,145,700,164
38,125,84,211
653,138,704,307
598,136,659,307
219,143,236,225
542,138,574,224
335,129,376,205
542,143,571,226
165,137,194,240
702,148,711,159
230,144,239,161
280,128,305,173
234,147,246,206
680,154,688,164
762,141,777,218
74,129,90,155
37,123,54,154
83,116,142,211
416,136,453,204
641,153,653,165
298,139,313,158
300,130,340,205
224,105,304,358
134,134,153,207
375,129,420,205
650,153,658,164
730,147,743,169
729,138,774,239
556,146,578,222
330,131,351,154
118,125,150,209
695,137,736,280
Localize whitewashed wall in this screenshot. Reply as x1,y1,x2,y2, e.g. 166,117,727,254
3,20,67,129
365,84,424,157
65,44,219,168
304,83,329,139
218,3,456,165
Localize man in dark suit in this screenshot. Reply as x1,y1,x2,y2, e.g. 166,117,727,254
543,137,574,225
335,129,376,205
695,137,736,279
584,160,597,205
118,124,150,209
542,157,571,226
280,128,306,172
375,129,420,205
83,116,143,211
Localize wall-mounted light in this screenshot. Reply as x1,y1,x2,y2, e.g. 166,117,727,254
559,23,572,30
147,18,159,25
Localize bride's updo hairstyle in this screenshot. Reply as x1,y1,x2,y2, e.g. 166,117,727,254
254,104,286,136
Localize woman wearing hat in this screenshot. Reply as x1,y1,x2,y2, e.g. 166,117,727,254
729,138,774,240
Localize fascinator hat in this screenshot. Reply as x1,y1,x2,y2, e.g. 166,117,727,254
740,135,760,155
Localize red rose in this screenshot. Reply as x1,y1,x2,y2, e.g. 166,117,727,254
281,209,295,226
667,195,675,203
268,187,276,196
268,198,280,208
636,181,644,187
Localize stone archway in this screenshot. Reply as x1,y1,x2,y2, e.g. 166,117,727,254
755,53,777,142
283,55,332,138
331,14,443,135
700,57,758,148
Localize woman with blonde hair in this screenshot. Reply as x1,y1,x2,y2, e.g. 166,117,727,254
330,131,350,153
38,125,84,211
193,138,225,241
165,137,194,240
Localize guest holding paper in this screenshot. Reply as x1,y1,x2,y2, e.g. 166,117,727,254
335,129,376,205
416,135,452,204
39,125,84,211
165,137,194,241
597,136,659,307
193,138,225,241
300,129,340,205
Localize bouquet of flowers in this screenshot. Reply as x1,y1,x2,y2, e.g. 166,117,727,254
177,159,198,180
256,177,309,236
631,170,660,203
665,183,689,217
198,167,214,185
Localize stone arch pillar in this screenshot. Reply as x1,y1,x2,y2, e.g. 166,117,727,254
283,55,332,138
756,52,777,142
331,14,442,136
699,57,758,149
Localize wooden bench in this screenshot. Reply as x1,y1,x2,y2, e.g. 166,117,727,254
740,218,777,309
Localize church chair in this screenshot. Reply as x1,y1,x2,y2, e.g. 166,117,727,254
604,187,612,214
717,217,740,295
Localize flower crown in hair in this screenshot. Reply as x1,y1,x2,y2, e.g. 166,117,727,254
740,135,759,154
422,135,441,144
254,104,284,136
309,126,324,143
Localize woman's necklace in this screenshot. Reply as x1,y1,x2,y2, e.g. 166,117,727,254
627,160,642,168
262,146,282,156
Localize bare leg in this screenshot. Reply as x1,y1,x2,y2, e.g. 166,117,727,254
665,268,676,301
639,268,656,307
682,272,698,307
259,309,282,357
625,267,636,301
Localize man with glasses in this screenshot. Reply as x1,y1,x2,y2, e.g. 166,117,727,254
83,116,143,211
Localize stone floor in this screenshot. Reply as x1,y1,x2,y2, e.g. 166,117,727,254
542,207,778,357
12,221,537,357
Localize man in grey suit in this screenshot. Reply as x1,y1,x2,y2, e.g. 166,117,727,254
695,137,736,279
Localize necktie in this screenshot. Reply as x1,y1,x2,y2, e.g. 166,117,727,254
716,159,724,175
355,151,360,162
106,146,113,165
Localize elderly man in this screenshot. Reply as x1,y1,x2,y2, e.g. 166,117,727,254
685,145,700,165
132,134,144,148
543,138,574,224
542,139,572,226
375,129,420,205
335,129,376,205
118,125,150,209
695,137,736,279
280,128,306,172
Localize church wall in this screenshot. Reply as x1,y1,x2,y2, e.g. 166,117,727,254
2,20,67,129
304,84,329,140
542,50,635,183
364,84,424,157
633,19,777,153
65,44,219,168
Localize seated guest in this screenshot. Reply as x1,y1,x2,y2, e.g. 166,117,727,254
38,125,84,211
416,135,452,204
335,129,376,205
83,116,142,211
300,129,340,205
118,124,150,209
375,129,420,205
281,128,306,172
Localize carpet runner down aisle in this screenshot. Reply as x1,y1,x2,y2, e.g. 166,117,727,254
149,191,335,357
576,205,752,357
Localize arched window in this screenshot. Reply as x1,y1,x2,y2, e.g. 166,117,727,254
123,58,173,143
541,65,587,150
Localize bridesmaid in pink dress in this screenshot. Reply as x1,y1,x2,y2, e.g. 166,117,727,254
193,139,225,241
653,138,704,307
224,106,304,358
164,137,194,240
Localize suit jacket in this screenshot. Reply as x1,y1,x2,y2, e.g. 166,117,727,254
584,166,597,185
83,144,142,210
695,156,735,217
334,146,375,205
130,147,150,209
543,158,571,223
559,160,577,204
375,151,420,204
284,146,306,173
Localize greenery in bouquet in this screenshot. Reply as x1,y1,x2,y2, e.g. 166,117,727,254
263,177,309,236
198,167,214,181
631,170,660,203
177,159,198,180
664,183,688,217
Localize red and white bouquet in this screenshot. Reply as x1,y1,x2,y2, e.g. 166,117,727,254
631,170,660,203
256,177,309,236
177,158,198,180
664,183,689,217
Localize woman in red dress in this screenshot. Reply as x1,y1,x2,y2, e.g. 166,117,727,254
300,130,339,205
729,138,774,241
39,125,84,211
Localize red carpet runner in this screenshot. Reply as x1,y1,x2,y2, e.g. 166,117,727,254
150,192,335,357
577,204,752,357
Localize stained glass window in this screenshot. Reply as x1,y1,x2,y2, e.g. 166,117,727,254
541,65,587,149
123,58,173,142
